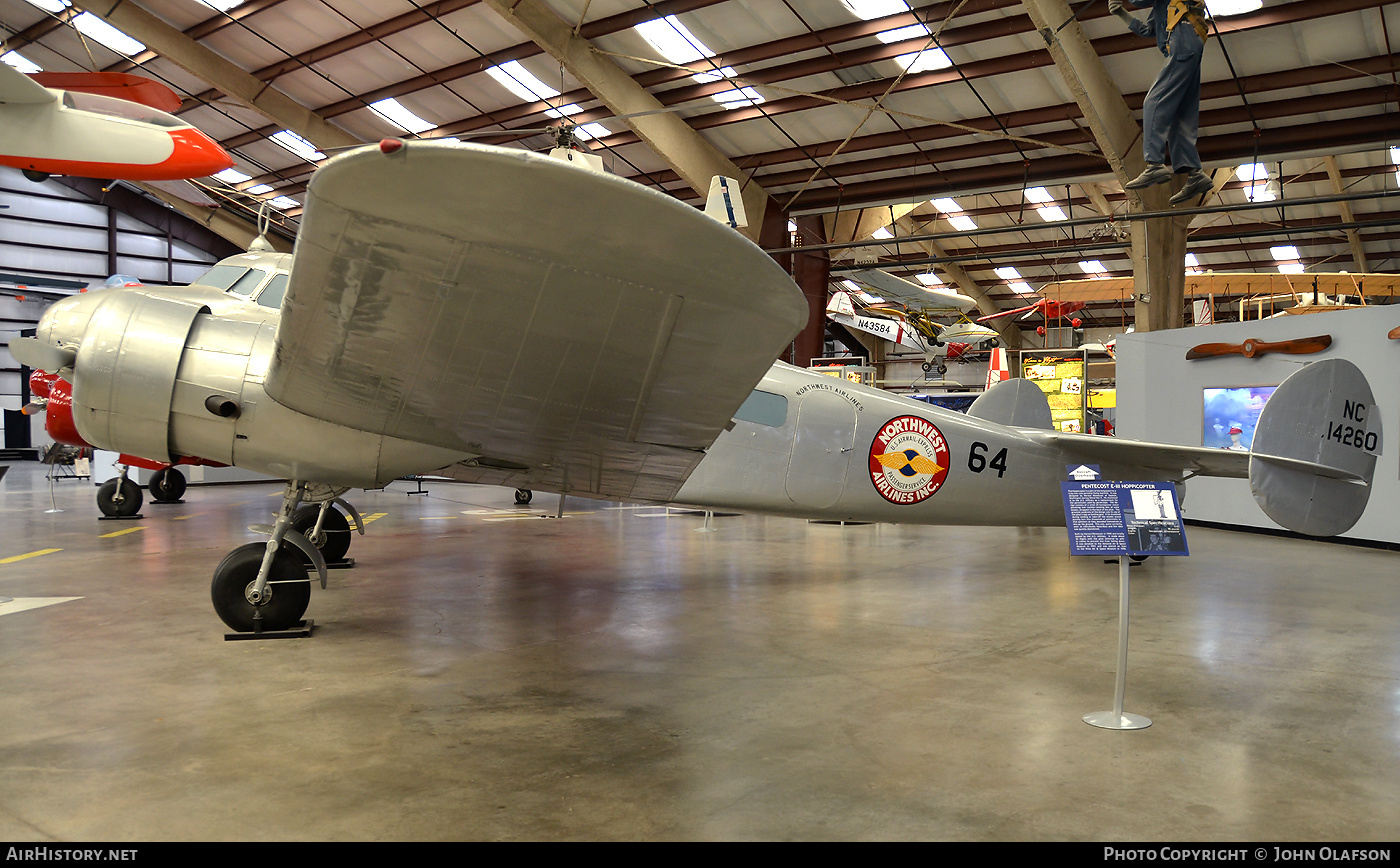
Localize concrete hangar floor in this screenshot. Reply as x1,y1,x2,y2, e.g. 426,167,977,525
0,461,1396,842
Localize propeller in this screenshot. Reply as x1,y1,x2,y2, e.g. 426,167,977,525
1388,325,1400,340
1185,334,1332,361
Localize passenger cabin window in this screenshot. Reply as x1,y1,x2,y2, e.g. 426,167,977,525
190,264,250,291
225,268,268,297
256,274,289,309
733,389,787,427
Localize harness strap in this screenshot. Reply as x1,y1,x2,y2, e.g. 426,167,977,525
1168,0,1209,41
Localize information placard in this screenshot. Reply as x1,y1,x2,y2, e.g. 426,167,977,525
1061,481,1188,557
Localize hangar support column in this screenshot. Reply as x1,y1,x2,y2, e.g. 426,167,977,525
792,216,830,367
1019,0,1184,332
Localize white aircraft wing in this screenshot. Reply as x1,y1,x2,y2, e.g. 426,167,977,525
850,268,977,311
267,142,807,502
0,62,56,104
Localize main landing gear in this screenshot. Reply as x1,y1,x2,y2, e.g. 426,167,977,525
210,480,365,633
148,467,187,503
96,465,142,518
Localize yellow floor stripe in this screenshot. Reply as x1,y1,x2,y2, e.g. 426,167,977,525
173,512,206,521
0,548,62,564
99,526,145,538
361,512,387,524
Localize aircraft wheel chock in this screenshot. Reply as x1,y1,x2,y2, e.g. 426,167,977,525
97,477,143,517
149,467,187,503
514,489,533,505
289,505,352,564
211,542,311,632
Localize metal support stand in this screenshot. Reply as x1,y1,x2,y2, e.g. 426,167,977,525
98,514,143,521
224,619,314,641
695,510,717,532
405,476,428,495
1083,556,1151,730
555,493,565,519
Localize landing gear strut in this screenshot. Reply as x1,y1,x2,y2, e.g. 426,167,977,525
210,481,365,633
96,465,142,517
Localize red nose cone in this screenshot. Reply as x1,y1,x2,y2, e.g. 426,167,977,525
1036,325,1046,336
379,139,404,154
1071,318,1082,329
29,369,58,399
44,378,90,448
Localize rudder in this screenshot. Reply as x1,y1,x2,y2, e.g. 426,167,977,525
1250,359,1381,536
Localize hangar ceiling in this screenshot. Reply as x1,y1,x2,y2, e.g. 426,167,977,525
1,0,1397,333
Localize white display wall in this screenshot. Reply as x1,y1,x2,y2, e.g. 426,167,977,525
1116,303,1400,545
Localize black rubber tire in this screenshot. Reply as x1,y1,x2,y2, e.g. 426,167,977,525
211,542,311,632
514,488,533,505
22,169,49,183
921,362,934,373
937,363,948,375
96,477,143,517
289,504,352,564
148,467,187,503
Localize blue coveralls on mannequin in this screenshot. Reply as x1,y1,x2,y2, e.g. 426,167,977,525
1111,0,1214,205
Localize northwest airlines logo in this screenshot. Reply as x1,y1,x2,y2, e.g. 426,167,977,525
869,415,950,504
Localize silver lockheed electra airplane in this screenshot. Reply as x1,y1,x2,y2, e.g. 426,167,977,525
12,141,1383,634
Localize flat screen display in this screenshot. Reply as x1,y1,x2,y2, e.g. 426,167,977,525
1203,386,1277,450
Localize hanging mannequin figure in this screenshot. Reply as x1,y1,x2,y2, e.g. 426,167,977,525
1110,0,1215,205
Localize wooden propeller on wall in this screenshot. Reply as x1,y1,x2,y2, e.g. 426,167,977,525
1185,334,1332,360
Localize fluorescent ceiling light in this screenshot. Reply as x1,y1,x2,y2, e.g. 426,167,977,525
1205,1,1261,16
1024,187,1055,204
267,196,299,210
486,60,561,102
896,48,952,73
72,12,144,55
858,291,885,304
1010,281,1035,295
1185,253,1201,274
1078,260,1107,275
245,184,273,194
712,85,764,107
932,197,977,230
840,0,911,20
23,0,68,12
2,52,41,74
270,129,324,162
1236,162,1268,182
369,98,434,134
1270,245,1300,260
878,24,930,44
871,227,893,239
1036,205,1067,222
194,0,245,10
841,280,862,292
932,197,963,213
214,168,250,184
635,15,713,64
915,273,943,286
1391,147,1400,186
571,123,611,141
948,215,977,232
787,220,797,233
1277,262,1305,275
994,266,1022,281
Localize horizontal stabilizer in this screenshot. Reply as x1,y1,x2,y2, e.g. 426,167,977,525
1250,359,1381,536
967,378,1052,429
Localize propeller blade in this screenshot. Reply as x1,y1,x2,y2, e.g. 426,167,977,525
10,336,76,372
1388,325,1400,340
1185,334,1332,360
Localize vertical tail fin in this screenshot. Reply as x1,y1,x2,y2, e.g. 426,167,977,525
1249,359,1381,536
703,176,747,229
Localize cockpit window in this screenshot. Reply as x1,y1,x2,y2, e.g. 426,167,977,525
226,268,268,297
61,91,184,128
256,274,289,309
190,264,249,291
733,389,788,427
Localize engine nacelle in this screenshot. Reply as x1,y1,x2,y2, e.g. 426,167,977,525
47,285,471,487
69,290,208,462
44,378,90,448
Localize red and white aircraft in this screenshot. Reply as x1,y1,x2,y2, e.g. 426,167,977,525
0,64,232,182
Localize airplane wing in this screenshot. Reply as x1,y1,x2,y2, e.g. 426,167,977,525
849,268,977,311
0,61,56,104
267,141,808,502
1024,430,1251,478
